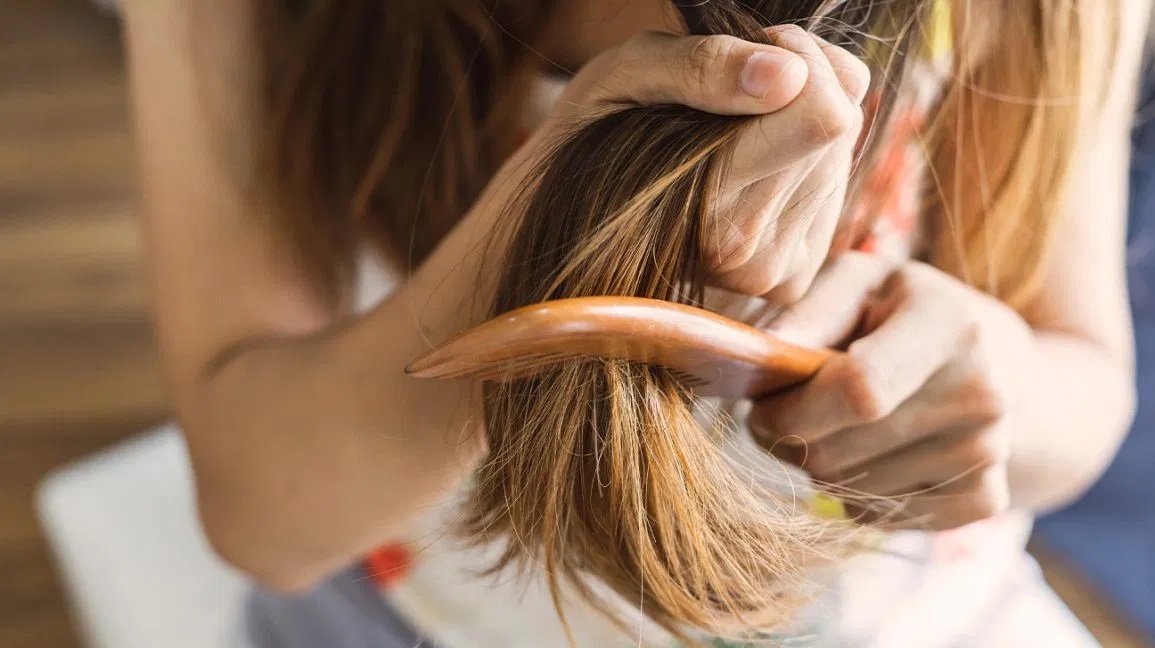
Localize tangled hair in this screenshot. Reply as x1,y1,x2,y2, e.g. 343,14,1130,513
258,0,1118,639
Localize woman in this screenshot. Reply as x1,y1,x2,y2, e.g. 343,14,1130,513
119,0,1146,645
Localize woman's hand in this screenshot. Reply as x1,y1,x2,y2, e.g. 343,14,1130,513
523,25,869,301
748,253,1037,530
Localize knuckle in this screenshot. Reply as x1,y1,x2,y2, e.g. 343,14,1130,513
725,218,766,256
971,474,1011,520
938,469,1009,529
833,55,872,96
833,356,888,422
963,374,1008,423
959,429,1008,469
768,24,809,43
747,402,778,437
957,317,983,350
845,54,872,88
801,105,855,145
683,36,734,94
872,265,918,304
802,443,833,476
767,276,807,305
711,235,758,266
801,90,860,146
730,265,780,297
707,220,787,295
885,265,918,294
814,32,871,84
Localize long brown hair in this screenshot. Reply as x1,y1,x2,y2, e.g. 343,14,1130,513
472,1,924,638
260,0,1114,310
260,0,549,302
259,0,1116,639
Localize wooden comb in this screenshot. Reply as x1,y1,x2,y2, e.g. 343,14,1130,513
405,296,832,398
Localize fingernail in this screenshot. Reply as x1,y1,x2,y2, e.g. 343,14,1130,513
740,50,804,99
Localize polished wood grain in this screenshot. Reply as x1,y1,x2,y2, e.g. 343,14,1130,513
0,0,1146,646
408,296,831,397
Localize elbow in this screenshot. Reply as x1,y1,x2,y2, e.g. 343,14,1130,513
178,406,337,594
1032,381,1137,514
1075,375,1139,497
197,491,328,595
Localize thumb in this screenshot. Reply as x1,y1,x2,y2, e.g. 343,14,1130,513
765,252,893,348
585,32,809,116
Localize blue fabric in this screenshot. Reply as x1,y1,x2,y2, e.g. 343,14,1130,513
1034,67,1155,642
243,565,434,648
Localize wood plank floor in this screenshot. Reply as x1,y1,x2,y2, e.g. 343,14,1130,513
1,1,167,646
0,1,1148,646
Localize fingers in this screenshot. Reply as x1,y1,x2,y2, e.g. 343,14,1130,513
728,25,868,187
704,154,823,286
755,140,856,305
807,423,1007,494
809,33,871,105
842,265,972,397
764,251,892,348
856,467,1011,531
578,27,869,186
583,31,809,115
751,264,975,444
759,400,970,477
853,428,1008,501
702,28,869,295
710,144,852,295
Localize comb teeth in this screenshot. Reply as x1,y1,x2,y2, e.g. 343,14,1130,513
472,352,577,381
414,351,580,381
427,351,714,389
422,354,558,380
666,369,708,387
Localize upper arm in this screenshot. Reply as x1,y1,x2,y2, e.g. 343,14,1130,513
1020,0,1151,365
121,1,336,406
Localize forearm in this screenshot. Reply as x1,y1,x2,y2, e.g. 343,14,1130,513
182,207,500,591
1008,331,1136,513
1006,0,1148,514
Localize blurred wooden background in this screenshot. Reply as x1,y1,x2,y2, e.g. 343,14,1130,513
0,0,1147,646
1,1,166,646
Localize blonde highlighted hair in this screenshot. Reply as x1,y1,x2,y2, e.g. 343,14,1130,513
259,0,1118,639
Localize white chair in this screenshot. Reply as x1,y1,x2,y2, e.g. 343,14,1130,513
36,425,251,648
